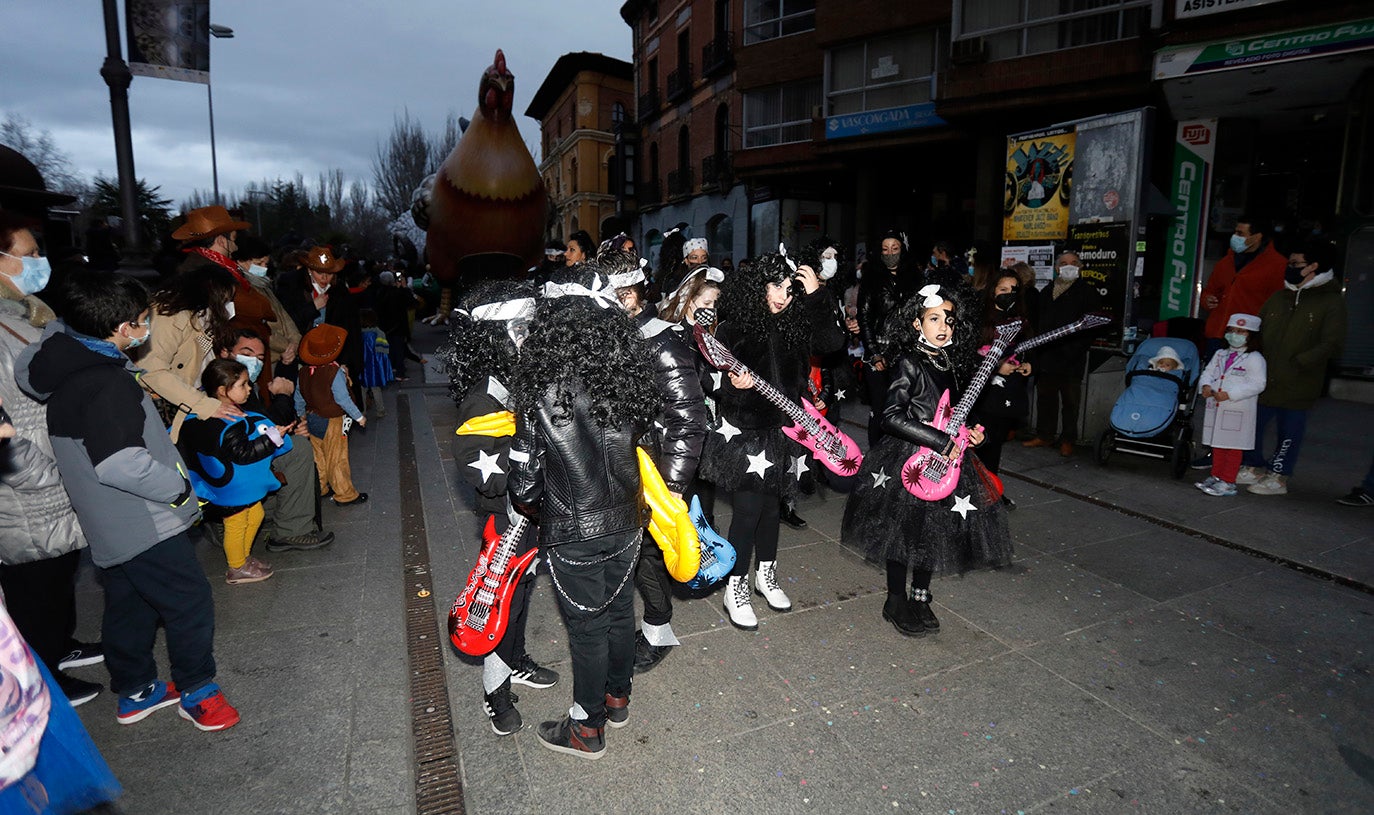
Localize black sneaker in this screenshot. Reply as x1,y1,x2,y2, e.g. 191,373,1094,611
57,672,102,707
58,641,104,670
1337,487,1373,507
780,505,808,529
266,530,336,552
881,594,924,638
536,715,605,760
510,654,559,689
483,680,522,736
604,692,629,729
1190,451,1213,470
633,632,673,674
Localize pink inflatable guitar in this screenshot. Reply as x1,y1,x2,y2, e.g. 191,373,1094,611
901,320,1022,500
693,319,862,477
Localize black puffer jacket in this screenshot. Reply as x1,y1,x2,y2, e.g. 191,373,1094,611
509,389,649,546
881,353,959,454
858,260,920,358
638,313,707,493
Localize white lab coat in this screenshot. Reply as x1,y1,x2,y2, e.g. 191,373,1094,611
1199,348,1267,450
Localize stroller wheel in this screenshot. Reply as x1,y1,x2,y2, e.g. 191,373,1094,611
1095,428,1115,466
1169,436,1190,480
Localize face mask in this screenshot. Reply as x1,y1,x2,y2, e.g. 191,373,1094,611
881,254,900,270
1285,264,1309,286
312,281,330,296
235,354,264,382
994,292,1019,312
1224,332,1247,349
0,252,52,296
820,257,838,280
1229,234,1251,254
1057,265,1079,281
224,301,237,319
124,321,151,349
930,255,939,267
246,264,268,278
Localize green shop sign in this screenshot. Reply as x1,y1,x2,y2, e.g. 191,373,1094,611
1154,18,1374,78
1161,120,1216,321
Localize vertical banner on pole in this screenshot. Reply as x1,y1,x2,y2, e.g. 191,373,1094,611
126,0,210,85
1161,119,1216,321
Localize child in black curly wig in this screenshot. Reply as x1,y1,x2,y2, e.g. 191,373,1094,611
697,248,845,630
508,278,659,758
437,280,561,737
841,285,1012,638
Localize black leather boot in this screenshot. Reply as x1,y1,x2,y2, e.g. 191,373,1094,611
882,593,925,637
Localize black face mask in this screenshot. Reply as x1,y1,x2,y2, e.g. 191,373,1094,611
994,292,1019,312
1285,264,1309,286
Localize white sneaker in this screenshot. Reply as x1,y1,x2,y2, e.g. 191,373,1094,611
754,561,792,612
1194,475,1220,491
1200,480,1238,497
723,575,758,630
1247,474,1289,495
1234,466,1263,486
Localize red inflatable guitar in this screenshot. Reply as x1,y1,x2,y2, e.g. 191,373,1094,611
694,315,862,476
448,514,536,656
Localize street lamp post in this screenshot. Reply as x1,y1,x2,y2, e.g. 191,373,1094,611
208,23,234,205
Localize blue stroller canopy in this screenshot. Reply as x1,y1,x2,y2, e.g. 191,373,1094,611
1109,338,1200,438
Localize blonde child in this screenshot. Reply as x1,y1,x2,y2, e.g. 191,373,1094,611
1195,313,1267,497
1148,345,1184,374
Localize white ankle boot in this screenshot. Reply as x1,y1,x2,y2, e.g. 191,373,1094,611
723,575,758,630
754,561,792,612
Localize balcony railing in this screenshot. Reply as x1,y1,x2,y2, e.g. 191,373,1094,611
637,89,661,122
639,179,662,206
666,64,693,104
700,152,733,192
701,31,732,78
666,167,695,199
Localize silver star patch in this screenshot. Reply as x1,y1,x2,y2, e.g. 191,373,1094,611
715,417,742,442
871,469,891,489
791,455,808,481
745,451,773,477
950,494,976,519
468,450,504,484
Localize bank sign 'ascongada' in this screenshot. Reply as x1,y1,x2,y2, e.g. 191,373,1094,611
825,103,945,140
1154,18,1374,78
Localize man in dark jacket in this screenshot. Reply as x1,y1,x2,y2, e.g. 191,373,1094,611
276,246,364,402
1239,240,1347,496
16,271,240,732
1025,250,1097,456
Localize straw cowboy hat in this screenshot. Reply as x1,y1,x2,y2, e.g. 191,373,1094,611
171,205,250,242
299,324,348,365
302,245,346,274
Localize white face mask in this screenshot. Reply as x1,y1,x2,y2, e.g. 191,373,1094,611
312,281,329,296
224,301,237,319
820,257,838,280
1057,265,1080,281
246,264,268,278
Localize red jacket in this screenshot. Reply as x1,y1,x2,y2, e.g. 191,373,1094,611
1200,242,1286,339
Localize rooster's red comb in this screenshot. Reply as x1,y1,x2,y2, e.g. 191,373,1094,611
493,49,507,73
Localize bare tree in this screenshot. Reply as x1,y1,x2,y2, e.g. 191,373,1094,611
371,110,431,218
0,112,88,200
429,113,463,172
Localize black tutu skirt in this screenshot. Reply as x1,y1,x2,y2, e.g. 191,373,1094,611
841,435,1012,574
699,423,813,501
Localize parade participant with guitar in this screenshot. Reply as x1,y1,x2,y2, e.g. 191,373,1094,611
697,248,846,630
842,285,1013,638
438,281,560,737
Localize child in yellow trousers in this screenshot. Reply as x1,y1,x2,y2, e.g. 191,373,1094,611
295,324,369,506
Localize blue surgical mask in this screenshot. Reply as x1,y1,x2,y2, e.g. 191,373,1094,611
235,354,264,382
1229,234,1250,254
124,320,151,349
1224,332,1247,349
246,264,268,278
0,252,52,296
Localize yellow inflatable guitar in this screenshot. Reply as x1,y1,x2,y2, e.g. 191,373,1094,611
455,410,516,438
636,448,700,582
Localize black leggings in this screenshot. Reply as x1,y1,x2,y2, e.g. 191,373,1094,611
726,488,780,577
886,560,932,598
975,415,1017,474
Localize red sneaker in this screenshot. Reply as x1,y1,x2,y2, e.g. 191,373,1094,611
178,684,241,732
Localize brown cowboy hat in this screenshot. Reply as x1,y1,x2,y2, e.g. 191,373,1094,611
299,324,348,365
171,205,250,242
302,245,346,274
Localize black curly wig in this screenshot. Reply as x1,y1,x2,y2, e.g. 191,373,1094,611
436,279,536,403
511,288,660,430
715,250,809,349
883,285,981,382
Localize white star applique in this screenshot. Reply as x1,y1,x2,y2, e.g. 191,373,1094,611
1004,400,1013,408
791,455,808,481
715,417,742,442
871,469,891,489
833,389,846,401
468,450,504,484
745,451,773,478
950,494,976,519
709,371,724,392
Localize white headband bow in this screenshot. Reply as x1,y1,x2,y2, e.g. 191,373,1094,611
606,265,647,289
667,265,725,301
918,284,944,308
542,274,619,309
455,297,536,323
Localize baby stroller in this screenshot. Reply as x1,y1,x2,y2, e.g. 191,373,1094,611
1094,337,1200,479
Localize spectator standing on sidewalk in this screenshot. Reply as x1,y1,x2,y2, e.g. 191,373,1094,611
1194,314,1267,498
1200,216,1287,360
16,271,240,732
1024,250,1097,456
1238,241,1347,496
0,209,103,706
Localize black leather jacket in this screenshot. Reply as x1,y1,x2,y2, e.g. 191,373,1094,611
880,353,958,454
858,260,920,358
509,389,648,546
638,313,707,493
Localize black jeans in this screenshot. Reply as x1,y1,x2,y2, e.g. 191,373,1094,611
99,531,217,697
726,488,780,577
545,530,639,727
1034,371,1082,443
634,530,673,626
0,549,80,672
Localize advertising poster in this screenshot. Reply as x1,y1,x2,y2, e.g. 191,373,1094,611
1161,119,1217,320
1003,126,1076,241
126,0,211,84
1068,223,1130,347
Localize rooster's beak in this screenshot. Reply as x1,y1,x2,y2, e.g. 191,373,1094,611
489,76,511,93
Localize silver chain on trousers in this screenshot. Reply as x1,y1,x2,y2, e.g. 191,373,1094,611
547,536,641,615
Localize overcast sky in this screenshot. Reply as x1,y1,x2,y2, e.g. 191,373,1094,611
1,0,631,206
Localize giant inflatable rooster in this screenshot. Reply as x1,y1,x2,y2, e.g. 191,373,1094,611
427,50,548,286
